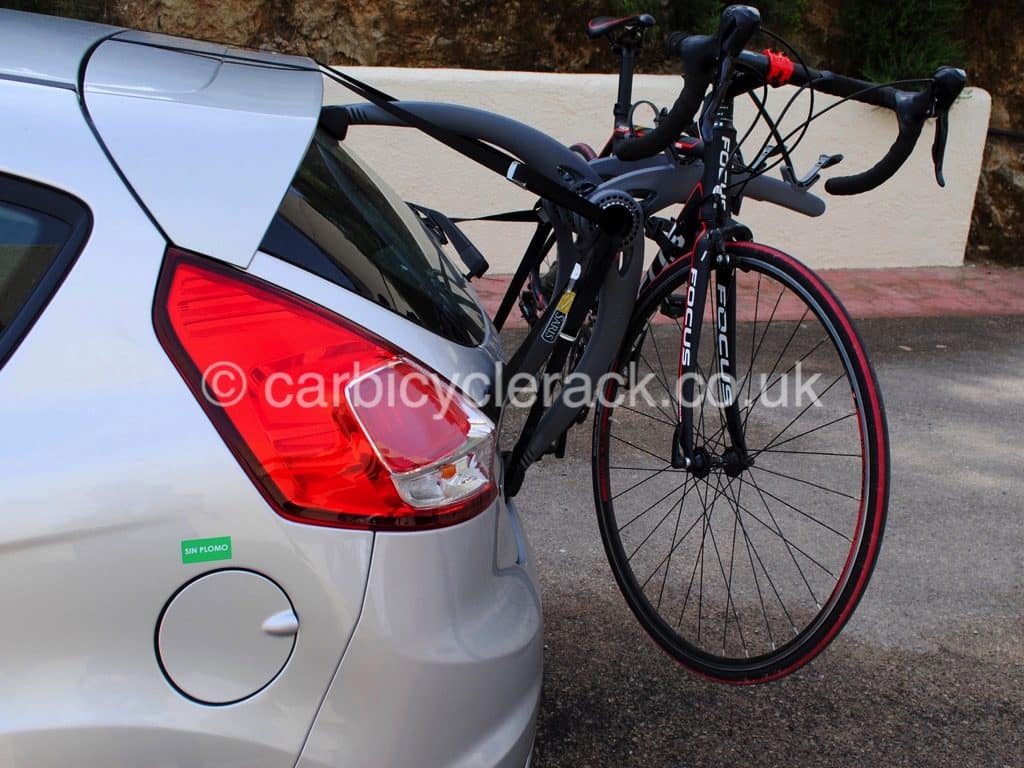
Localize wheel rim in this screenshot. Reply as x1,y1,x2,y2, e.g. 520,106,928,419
595,249,884,677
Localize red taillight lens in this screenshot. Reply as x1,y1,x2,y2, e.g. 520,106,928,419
153,249,497,530
347,361,472,473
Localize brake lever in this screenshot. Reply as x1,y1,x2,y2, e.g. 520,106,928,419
929,66,967,188
932,112,949,187
781,153,844,190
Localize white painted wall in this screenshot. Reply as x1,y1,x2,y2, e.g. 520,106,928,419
327,67,991,273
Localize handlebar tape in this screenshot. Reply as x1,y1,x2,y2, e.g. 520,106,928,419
614,33,718,161
614,77,707,161
733,51,901,109
824,90,929,196
810,72,899,110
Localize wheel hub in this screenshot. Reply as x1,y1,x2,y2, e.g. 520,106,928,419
682,446,754,479
722,447,754,478
688,447,712,479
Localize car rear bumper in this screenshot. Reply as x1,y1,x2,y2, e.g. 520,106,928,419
296,498,543,768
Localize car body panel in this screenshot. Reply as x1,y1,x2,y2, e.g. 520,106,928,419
0,10,118,88
297,499,543,768
112,28,317,70
0,71,372,767
83,38,322,268
0,11,542,767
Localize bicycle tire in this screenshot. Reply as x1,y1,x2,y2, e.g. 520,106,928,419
592,241,889,684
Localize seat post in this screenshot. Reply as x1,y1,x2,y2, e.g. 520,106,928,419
613,44,636,131
585,13,655,133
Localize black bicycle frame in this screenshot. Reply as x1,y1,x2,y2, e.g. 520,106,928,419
671,94,750,471
331,91,825,491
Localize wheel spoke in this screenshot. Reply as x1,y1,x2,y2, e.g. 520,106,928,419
617,402,677,428
741,335,829,424
645,490,687,605
695,476,709,642
756,411,857,453
622,478,691,544
758,448,860,458
749,464,860,503
757,372,847,453
728,481,800,635
742,477,853,541
642,321,680,417
641,498,707,593
609,432,675,465
608,464,687,472
726,480,778,650
724,476,742,652
741,306,810,430
680,472,714,633
737,282,784,407
695,472,749,656
743,473,837,584
611,464,677,502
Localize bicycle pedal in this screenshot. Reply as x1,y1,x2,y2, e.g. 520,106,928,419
660,293,687,319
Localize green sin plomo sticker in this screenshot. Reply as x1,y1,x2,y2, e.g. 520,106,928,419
181,536,233,564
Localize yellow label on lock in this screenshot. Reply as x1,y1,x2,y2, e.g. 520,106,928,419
556,291,576,314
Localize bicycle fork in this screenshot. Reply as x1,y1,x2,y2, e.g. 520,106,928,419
671,229,751,476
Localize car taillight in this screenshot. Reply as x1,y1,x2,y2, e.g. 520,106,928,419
153,248,497,530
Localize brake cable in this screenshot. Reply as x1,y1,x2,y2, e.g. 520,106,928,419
724,77,934,193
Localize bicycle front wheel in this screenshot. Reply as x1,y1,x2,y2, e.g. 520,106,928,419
592,242,889,683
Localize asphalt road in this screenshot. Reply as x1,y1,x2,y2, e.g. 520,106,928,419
504,315,1023,768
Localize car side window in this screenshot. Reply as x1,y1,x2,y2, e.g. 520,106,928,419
0,175,91,369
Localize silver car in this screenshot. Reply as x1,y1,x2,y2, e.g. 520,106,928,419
0,10,541,767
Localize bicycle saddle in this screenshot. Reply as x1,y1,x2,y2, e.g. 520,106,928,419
586,13,655,40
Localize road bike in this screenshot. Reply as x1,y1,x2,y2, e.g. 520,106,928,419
322,4,966,683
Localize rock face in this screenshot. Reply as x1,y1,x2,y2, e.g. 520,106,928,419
115,0,270,46
963,3,1024,264
972,140,1024,265
109,0,1021,263
113,0,606,71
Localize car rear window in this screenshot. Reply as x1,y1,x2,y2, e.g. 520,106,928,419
260,128,487,347
0,176,90,368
